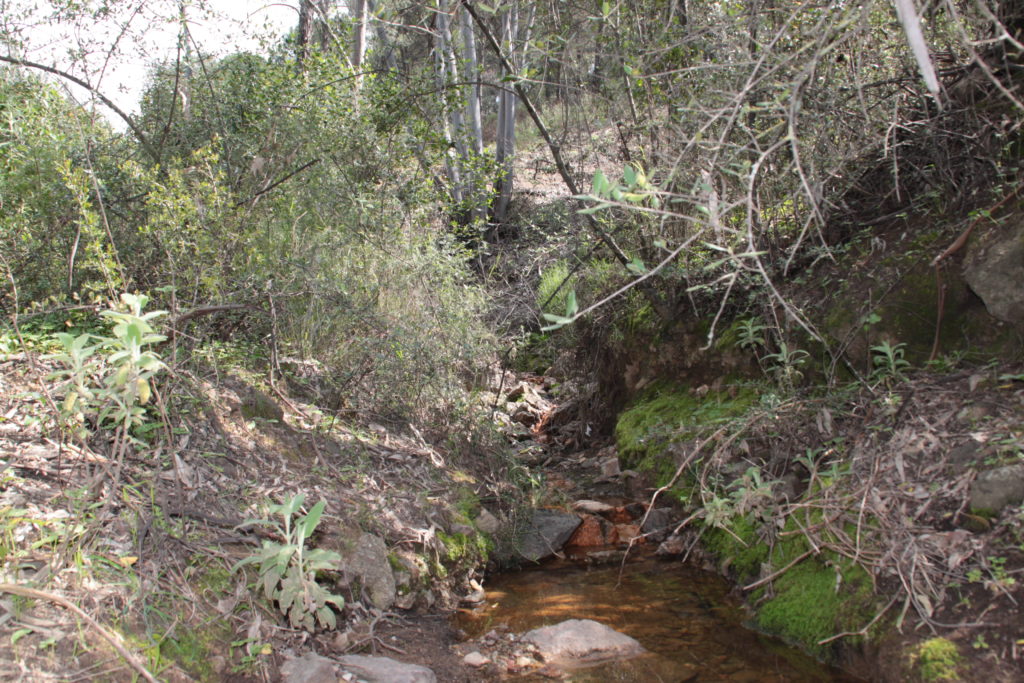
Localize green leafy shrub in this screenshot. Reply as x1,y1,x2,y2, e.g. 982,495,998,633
232,494,344,631
48,293,167,440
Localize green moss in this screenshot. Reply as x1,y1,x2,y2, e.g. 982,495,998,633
755,556,875,660
912,637,962,681
701,515,768,581
438,530,492,565
159,620,233,681
614,383,757,475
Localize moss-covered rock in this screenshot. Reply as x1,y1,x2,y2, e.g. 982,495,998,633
910,637,962,681
614,383,757,476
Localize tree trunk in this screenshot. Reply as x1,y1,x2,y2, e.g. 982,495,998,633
494,3,520,222
435,0,465,206
351,0,368,90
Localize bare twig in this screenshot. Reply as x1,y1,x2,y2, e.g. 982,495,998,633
0,584,158,683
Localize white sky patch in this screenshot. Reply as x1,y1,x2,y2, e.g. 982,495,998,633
3,1,300,126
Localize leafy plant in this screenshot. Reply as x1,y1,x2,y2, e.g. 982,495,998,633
763,342,809,391
48,293,167,440
232,494,344,631
736,317,767,351
870,340,911,385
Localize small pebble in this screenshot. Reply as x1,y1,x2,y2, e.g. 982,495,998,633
463,651,489,667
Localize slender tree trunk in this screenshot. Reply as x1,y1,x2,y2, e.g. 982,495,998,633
297,0,315,67
351,0,368,90
494,3,520,222
460,8,484,158
435,0,464,206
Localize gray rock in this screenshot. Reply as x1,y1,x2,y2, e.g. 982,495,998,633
964,221,1024,325
571,500,615,515
338,655,437,683
970,464,1024,512
521,619,645,667
655,533,687,557
337,532,396,610
280,653,337,683
473,508,501,534
517,510,581,562
463,651,489,667
640,507,675,542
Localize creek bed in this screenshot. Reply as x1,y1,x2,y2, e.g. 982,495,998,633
456,554,861,681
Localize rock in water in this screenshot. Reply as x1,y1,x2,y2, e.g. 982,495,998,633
337,655,437,683
521,619,645,667
517,510,581,562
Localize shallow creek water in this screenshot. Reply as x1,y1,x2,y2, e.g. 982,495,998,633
456,555,860,682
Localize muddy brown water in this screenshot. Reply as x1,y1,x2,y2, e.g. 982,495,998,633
456,555,862,682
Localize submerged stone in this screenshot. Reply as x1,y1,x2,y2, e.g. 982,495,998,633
521,618,645,667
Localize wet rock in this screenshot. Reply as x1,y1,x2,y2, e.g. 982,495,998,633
614,523,642,544
463,651,489,667
521,619,645,667
656,533,687,557
565,515,617,549
338,655,436,683
604,506,635,524
280,653,337,683
970,464,1024,512
640,507,675,542
964,219,1024,325
474,508,501,534
517,510,581,562
336,531,396,610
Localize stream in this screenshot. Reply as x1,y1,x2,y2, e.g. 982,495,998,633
456,553,860,681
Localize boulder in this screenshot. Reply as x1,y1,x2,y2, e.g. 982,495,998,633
565,515,617,549
280,653,337,683
337,655,437,683
521,619,645,667
473,508,501,534
337,531,396,610
964,221,1024,326
640,507,675,542
517,510,581,562
970,464,1024,512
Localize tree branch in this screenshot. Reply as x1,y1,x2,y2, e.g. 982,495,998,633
0,55,157,161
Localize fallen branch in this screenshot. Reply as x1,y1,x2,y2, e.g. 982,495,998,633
0,584,158,683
